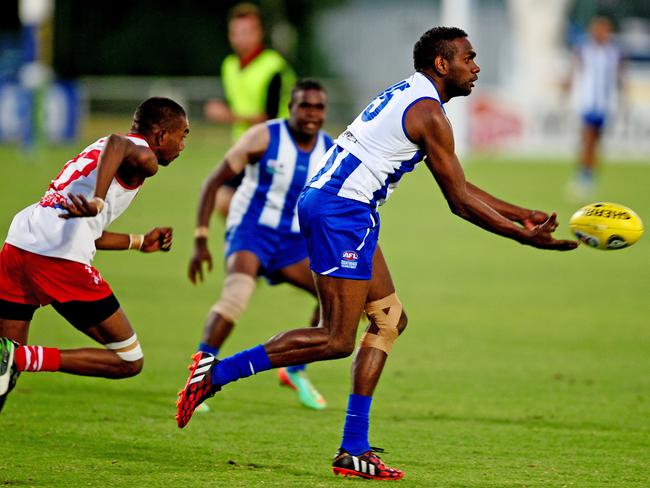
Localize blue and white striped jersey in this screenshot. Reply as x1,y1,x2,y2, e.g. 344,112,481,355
309,72,441,207
227,119,333,234
575,40,621,115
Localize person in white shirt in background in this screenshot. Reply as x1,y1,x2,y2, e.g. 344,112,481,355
566,16,625,201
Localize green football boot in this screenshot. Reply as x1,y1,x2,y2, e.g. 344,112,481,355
278,367,326,410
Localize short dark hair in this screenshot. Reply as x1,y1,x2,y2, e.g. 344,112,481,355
228,3,263,23
413,27,468,72
131,97,186,135
290,79,326,103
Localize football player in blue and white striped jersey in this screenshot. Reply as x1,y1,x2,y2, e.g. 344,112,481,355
177,28,576,480
186,80,333,411
567,16,625,200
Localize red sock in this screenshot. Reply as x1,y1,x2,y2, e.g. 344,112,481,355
14,345,61,372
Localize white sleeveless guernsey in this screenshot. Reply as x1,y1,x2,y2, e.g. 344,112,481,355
309,72,442,207
575,40,621,116
6,134,149,265
227,119,333,234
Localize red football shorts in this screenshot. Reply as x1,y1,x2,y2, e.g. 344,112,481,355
0,243,113,306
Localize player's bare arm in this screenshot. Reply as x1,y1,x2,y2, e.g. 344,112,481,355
465,182,554,231
205,100,268,126
405,99,576,250
60,135,157,219
188,124,270,284
95,228,173,252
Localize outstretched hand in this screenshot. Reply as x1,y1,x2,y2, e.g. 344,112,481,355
59,195,104,219
188,241,212,284
521,210,557,231
141,227,173,253
526,213,578,251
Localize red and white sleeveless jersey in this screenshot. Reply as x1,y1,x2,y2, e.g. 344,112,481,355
5,134,150,265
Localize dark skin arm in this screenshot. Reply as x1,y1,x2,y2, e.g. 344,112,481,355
95,228,173,253
188,124,270,283
466,182,554,231
404,99,576,250
59,134,158,218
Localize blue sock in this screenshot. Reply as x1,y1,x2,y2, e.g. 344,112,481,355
198,342,219,357
211,345,271,387
579,167,593,183
287,364,306,373
341,394,372,455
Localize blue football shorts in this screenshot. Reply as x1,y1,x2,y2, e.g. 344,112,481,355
298,187,379,280
582,110,607,130
225,224,308,283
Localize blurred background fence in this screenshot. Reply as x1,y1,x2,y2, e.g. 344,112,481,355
1,0,649,158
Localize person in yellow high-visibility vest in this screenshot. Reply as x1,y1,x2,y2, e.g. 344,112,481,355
204,3,296,217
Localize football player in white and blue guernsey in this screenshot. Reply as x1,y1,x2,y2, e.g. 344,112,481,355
567,16,625,199
177,28,577,479
184,80,332,411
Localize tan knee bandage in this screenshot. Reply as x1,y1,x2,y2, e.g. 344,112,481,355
210,272,256,322
106,334,143,361
360,292,402,354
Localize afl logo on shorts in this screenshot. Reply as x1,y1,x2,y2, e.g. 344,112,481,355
341,250,358,269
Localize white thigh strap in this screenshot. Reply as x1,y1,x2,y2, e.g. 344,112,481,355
105,334,143,361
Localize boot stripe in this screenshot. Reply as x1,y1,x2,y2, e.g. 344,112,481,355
352,456,360,471
195,365,212,374
360,460,368,473
189,374,205,384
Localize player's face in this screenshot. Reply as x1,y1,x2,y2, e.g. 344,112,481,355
229,16,263,57
157,116,189,166
289,89,327,137
591,20,612,44
447,38,480,97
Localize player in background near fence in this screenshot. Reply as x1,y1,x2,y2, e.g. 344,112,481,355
204,2,296,218
177,27,577,480
0,97,189,413
187,80,332,411
566,16,625,201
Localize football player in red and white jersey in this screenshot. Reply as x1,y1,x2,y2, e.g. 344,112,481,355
0,97,189,412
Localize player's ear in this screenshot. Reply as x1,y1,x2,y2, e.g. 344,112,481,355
434,55,448,75
154,128,168,146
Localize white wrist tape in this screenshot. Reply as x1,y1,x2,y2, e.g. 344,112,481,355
128,234,144,251
92,197,105,213
194,226,210,239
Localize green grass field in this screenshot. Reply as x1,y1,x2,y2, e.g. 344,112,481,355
0,120,648,487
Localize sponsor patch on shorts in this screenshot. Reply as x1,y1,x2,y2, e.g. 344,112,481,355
340,250,358,269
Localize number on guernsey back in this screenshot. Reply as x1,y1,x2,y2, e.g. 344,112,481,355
361,80,410,121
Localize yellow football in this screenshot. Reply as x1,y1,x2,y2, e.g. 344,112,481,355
569,202,643,250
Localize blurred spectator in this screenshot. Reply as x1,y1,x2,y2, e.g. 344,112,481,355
204,3,296,217
566,16,625,201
